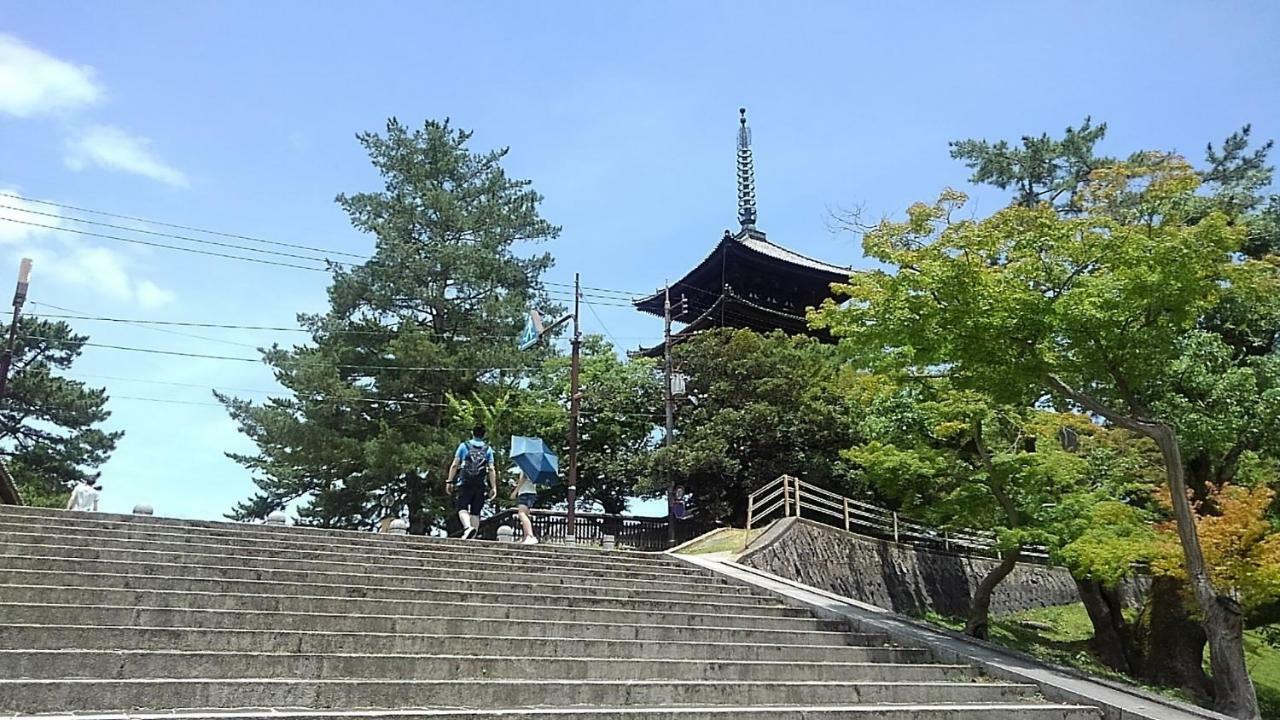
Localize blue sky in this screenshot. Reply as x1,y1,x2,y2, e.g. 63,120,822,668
1,1,1277,520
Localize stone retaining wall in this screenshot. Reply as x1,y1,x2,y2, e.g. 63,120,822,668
739,517,1082,617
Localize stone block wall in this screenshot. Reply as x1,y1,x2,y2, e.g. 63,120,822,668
739,517,1082,617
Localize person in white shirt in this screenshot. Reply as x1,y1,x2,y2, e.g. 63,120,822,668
509,468,539,545
66,481,100,512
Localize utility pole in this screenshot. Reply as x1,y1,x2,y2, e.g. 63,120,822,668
566,272,582,542
0,259,32,400
664,283,676,543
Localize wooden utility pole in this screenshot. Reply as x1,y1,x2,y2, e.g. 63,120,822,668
0,259,32,400
664,283,675,543
566,273,582,542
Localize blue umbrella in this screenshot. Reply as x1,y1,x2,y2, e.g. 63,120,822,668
510,436,560,486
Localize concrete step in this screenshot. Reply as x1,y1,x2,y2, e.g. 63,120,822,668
4,650,979,682
0,603,855,643
0,678,1041,714
2,624,904,661
0,585,814,627
0,506,674,563
0,572,790,615
0,562,773,607
0,532,721,589
0,545,739,594
0,519,688,572
0,707,1103,720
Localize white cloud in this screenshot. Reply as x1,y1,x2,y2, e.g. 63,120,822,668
136,280,176,309
0,190,178,307
0,189,63,244
31,245,178,308
28,245,133,302
0,34,103,118
65,126,189,188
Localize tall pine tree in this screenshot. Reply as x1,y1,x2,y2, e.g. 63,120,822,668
0,317,121,506
222,118,560,534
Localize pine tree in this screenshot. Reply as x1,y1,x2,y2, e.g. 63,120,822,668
222,118,560,534
0,317,121,506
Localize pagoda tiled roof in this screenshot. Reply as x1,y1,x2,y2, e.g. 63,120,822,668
634,228,852,317
736,233,852,276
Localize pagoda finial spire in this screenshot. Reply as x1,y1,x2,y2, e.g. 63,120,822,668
736,107,757,230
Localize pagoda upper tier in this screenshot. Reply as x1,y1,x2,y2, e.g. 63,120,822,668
633,227,853,357
631,109,854,358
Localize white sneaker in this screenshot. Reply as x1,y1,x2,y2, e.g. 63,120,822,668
522,535,539,545
461,526,477,540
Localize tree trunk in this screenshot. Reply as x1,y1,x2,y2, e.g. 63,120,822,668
1043,376,1259,718
1141,575,1211,703
965,546,1021,640
1075,577,1140,675
405,471,427,535
1150,426,1260,720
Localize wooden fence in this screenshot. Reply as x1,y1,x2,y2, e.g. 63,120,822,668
746,474,1049,562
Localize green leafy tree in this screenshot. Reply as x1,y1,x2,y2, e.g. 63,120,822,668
222,118,559,535
521,335,662,514
646,329,854,523
844,378,1098,639
0,317,121,507
922,119,1280,714
812,156,1276,717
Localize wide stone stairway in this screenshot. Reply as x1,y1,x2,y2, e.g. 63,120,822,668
0,505,1099,719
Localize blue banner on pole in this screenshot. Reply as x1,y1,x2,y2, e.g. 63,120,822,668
518,310,544,351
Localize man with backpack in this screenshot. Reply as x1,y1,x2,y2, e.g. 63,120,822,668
445,425,498,540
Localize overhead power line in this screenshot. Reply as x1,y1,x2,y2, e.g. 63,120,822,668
31,302,261,350
0,204,344,266
3,215,647,304
1,193,650,299
27,306,658,342
79,374,662,419
65,373,468,408
582,297,619,347
0,192,367,260
0,217,330,272
19,334,534,372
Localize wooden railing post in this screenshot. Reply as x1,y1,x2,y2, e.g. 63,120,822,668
843,497,850,532
794,477,802,519
782,475,791,517
746,493,755,531
892,512,900,543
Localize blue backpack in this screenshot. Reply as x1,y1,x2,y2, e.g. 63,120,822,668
460,442,490,487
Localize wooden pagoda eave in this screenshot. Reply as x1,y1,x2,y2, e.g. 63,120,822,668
633,289,817,358
634,230,852,318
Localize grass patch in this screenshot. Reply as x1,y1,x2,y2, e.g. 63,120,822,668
675,527,765,555
1247,630,1280,720
921,604,1280,718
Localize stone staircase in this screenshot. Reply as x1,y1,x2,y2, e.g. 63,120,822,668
0,505,1100,719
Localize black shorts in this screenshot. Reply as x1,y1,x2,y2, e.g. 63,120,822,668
455,484,486,515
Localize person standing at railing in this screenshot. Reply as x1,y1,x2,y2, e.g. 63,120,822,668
508,467,539,545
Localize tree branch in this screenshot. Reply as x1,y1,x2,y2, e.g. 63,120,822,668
1044,374,1157,437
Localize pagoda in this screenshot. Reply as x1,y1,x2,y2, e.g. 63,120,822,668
633,109,853,357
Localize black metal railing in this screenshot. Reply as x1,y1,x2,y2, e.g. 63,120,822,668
477,509,715,551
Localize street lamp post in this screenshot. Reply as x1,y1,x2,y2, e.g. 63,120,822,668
566,273,582,542
0,258,33,400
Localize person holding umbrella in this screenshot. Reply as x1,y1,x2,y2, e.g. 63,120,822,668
509,435,559,545
508,467,539,545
